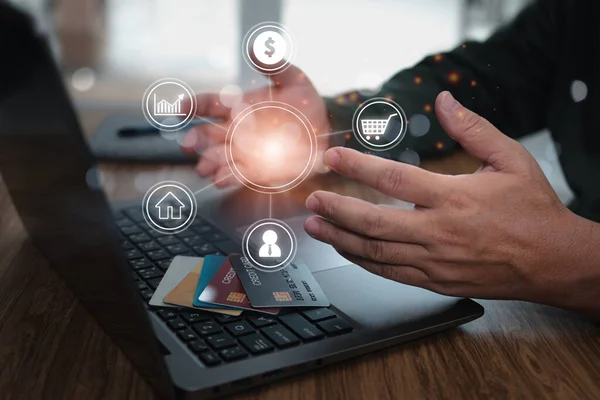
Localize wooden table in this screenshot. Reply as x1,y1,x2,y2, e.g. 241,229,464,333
1,111,599,400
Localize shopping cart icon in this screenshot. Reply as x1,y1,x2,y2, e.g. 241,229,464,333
360,113,398,141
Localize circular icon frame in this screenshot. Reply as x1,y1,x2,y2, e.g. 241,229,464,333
225,101,318,194
242,218,297,272
352,98,408,152
242,22,295,75
142,181,197,235
142,78,197,132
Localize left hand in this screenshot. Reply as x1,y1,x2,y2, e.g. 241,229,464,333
304,91,599,311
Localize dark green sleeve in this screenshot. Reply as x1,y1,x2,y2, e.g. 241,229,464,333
325,0,563,159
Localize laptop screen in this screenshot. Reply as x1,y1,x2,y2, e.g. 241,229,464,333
0,6,173,398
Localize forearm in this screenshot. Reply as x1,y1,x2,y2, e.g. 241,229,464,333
538,213,600,318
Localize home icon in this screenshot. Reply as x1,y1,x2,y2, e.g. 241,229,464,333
155,192,186,220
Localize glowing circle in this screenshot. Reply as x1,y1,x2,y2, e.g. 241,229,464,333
225,101,318,194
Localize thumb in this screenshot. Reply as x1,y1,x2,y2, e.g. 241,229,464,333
267,63,307,87
249,50,307,87
435,91,526,172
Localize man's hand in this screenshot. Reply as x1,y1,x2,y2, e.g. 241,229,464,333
180,65,330,187
304,92,600,315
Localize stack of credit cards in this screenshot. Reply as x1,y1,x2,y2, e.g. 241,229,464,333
149,254,330,316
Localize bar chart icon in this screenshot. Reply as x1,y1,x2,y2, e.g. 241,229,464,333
153,93,185,116
143,79,197,132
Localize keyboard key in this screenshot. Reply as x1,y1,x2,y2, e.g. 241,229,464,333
157,236,180,246
317,318,353,336
147,277,163,290
140,289,154,300
182,235,205,246
180,310,210,324
177,328,199,342
198,351,221,366
120,239,134,250
114,217,134,228
202,232,227,242
124,207,146,222
279,314,325,342
175,230,196,239
166,243,190,255
262,324,300,348
224,321,254,337
138,267,163,280
192,320,222,336
192,244,217,256
134,281,148,292
137,241,161,252
302,308,336,322
167,318,187,331
129,257,154,270
248,315,276,328
239,333,274,355
193,224,213,234
125,249,143,260
129,233,152,243
213,240,239,255
219,346,248,362
155,259,174,271
206,333,236,349
147,249,171,261
121,225,142,235
214,314,240,323
155,308,177,320
188,339,209,354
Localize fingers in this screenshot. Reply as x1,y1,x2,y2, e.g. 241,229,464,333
213,167,238,188
181,122,228,155
435,91,527,172
248,54,307,87
305,191,429,244
268,64,309,87
323,147,449,207
195,145,227,178
304,216,429,265
182,93,231,119
337,250,431,289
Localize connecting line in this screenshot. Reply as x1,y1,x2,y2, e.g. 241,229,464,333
316,130,352,138
268,84,273,102
194,116,228,131
193,173,233,195
269,194,273,218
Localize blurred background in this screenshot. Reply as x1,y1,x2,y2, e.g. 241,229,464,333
6,0,572,203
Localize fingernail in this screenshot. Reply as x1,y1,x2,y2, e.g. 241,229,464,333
441,91,460,113
304,217,320,236
305,194,319,212
324,149,340,167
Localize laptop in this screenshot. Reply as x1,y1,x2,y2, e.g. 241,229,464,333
0,7,483,399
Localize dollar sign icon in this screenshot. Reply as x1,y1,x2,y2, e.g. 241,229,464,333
252,30,287,67
264,37,276,58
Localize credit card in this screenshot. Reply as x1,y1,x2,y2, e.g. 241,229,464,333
230,254,330,308
192,255,239,309
149,256,203,308
163,257,242,316
198,258,280,315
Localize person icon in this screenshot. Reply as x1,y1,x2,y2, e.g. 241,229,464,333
259,229,281,258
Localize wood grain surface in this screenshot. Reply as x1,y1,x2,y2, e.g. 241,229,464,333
1,113,599,400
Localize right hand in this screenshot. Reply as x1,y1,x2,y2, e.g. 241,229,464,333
181,65,331,188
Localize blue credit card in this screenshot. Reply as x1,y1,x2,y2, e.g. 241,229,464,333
192,255,237,309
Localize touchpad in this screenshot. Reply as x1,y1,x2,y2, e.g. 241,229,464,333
315,264,462,329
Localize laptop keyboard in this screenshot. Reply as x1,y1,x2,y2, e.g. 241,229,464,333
113,206,353,367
